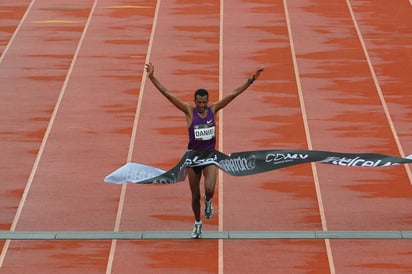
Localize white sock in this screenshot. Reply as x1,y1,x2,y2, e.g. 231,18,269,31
195,220,202,225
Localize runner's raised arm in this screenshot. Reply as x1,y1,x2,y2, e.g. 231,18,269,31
211,67,264,114
145,63,191,115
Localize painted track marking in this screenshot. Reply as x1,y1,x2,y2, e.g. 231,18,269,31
102,5,152,9
218,1,224,274
1,231,411,240
346,0,412,185
32,20,79,23
0,0,99,267
282,0,335,273
0,0,36,64
104,1,161,273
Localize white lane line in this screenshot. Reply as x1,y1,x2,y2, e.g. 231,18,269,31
218,0,224,273
282,1,336,273
104,1,161,274
0,0,99,267
0,0,36,64
346,0,412,185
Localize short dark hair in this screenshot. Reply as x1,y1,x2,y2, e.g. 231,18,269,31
194,88,208,100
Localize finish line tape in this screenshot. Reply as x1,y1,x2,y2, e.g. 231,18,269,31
105,149,412,184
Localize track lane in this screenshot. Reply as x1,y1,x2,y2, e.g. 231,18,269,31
348,0,412,166
221,0,330,272
0,1,96,266
1,1,157,272
330,0,412,272
0,0,91,231
345,0,412,184
0,1,33,61
287,0,412,272
109,1,221,273
0,0,36,233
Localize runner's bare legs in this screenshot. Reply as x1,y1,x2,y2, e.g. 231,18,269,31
188,165,216,221
188,168,202,221
203,165,217,201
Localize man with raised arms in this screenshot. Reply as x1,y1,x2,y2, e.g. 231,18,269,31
145,63,263,238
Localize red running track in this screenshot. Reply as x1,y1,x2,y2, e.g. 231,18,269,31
0,0,412,273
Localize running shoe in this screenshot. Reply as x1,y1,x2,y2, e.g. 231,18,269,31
191,222,202,239
204,195,213,219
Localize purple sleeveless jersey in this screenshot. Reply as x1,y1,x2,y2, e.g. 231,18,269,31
188,107,216,150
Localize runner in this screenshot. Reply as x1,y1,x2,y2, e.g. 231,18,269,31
145,63,264,238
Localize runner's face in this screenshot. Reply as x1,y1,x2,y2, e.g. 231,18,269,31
194,95,208,113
